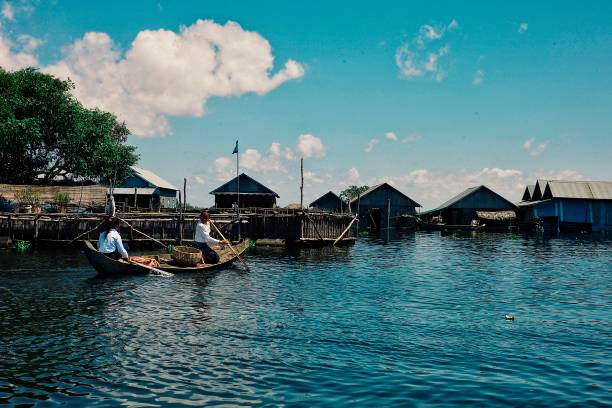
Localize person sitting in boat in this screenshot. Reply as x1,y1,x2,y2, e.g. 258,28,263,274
194,210,228,264
98,216,129,260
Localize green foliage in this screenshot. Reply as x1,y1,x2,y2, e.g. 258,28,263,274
15,187,41,206
339,185,370,202
0,67,139,184
55,191,71,206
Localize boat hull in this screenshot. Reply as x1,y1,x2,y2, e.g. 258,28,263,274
84,241,249,276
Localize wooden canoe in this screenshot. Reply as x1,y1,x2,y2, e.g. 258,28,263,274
84,240,249,276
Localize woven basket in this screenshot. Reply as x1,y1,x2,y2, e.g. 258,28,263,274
172,246,202,266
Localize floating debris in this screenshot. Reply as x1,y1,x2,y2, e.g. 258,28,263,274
505,314,515,321
15,240,30,252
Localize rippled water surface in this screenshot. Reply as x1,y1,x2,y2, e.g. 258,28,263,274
1,233,611,406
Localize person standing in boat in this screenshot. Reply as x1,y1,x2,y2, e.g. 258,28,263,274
194,210,228,264
97,216,129,260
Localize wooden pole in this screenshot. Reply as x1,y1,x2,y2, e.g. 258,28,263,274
134,187,137,209
300,157,304,209
183,178,187,212
387,198,391,240
115,216,168,249
237,149,241,240
333,215,358,246
210,220,250,271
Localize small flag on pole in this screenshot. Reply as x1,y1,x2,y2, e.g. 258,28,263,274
232,140,239,154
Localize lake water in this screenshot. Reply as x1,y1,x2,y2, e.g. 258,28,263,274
1,232,610,406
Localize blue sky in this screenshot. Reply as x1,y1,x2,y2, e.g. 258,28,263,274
2,0,611,208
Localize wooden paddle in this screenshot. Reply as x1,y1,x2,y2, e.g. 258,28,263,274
126,259,173,277
210,220,250,271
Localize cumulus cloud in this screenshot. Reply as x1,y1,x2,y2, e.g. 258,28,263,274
395,20,458,81
385,131,398,141
348,167,360,181
473,69,484,85
523,137,549,156
518,23,528,33
0,35,37,70
209,134,326,180
303,170,325,184
33,20,305,137
365,138,379,153
211,157,234,181
376,167,585,209
241,144,287,173
296,134,326,158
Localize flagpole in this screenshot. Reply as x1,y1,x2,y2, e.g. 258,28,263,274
236,141,241,241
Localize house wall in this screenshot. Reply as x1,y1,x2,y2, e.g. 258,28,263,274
214,195,276,209
525,199,612,232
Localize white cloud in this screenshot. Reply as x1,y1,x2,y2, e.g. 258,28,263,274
2,2,14,20
33,20,304,137
402,133,422,145
523,137,548,156
385,131,398,141
211,157,234,181
296,134,326,158
518,23,528,33
530,141,548,156
376,167,585,209
194,175,205,185
473,69,484,85
364,138,379,153
17,34,43,53
348,167,360,181
0,35,37,70
395,20,457,81
241,144,287,173
303,170,324,184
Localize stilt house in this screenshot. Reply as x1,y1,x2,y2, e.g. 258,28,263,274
309,191,345,212
518,179,612,233
349,183,421,230
210,173,279,208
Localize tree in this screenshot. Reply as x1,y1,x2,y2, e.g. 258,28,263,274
339,185,370,202
0,67,138,185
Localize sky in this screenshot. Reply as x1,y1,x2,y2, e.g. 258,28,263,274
1,0,611,209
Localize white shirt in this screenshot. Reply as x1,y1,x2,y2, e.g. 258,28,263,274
98,229,129,259
194,221,220,244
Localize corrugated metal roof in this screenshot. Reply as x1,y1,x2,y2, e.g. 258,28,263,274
348,183,421,207
522,185,535,201
434,186,481,210
210,173,279,197
309,191,343,207
109,187,157,195
543,180,612,200
131,166,178,191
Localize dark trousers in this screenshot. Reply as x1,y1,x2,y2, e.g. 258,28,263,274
194,241,220,264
